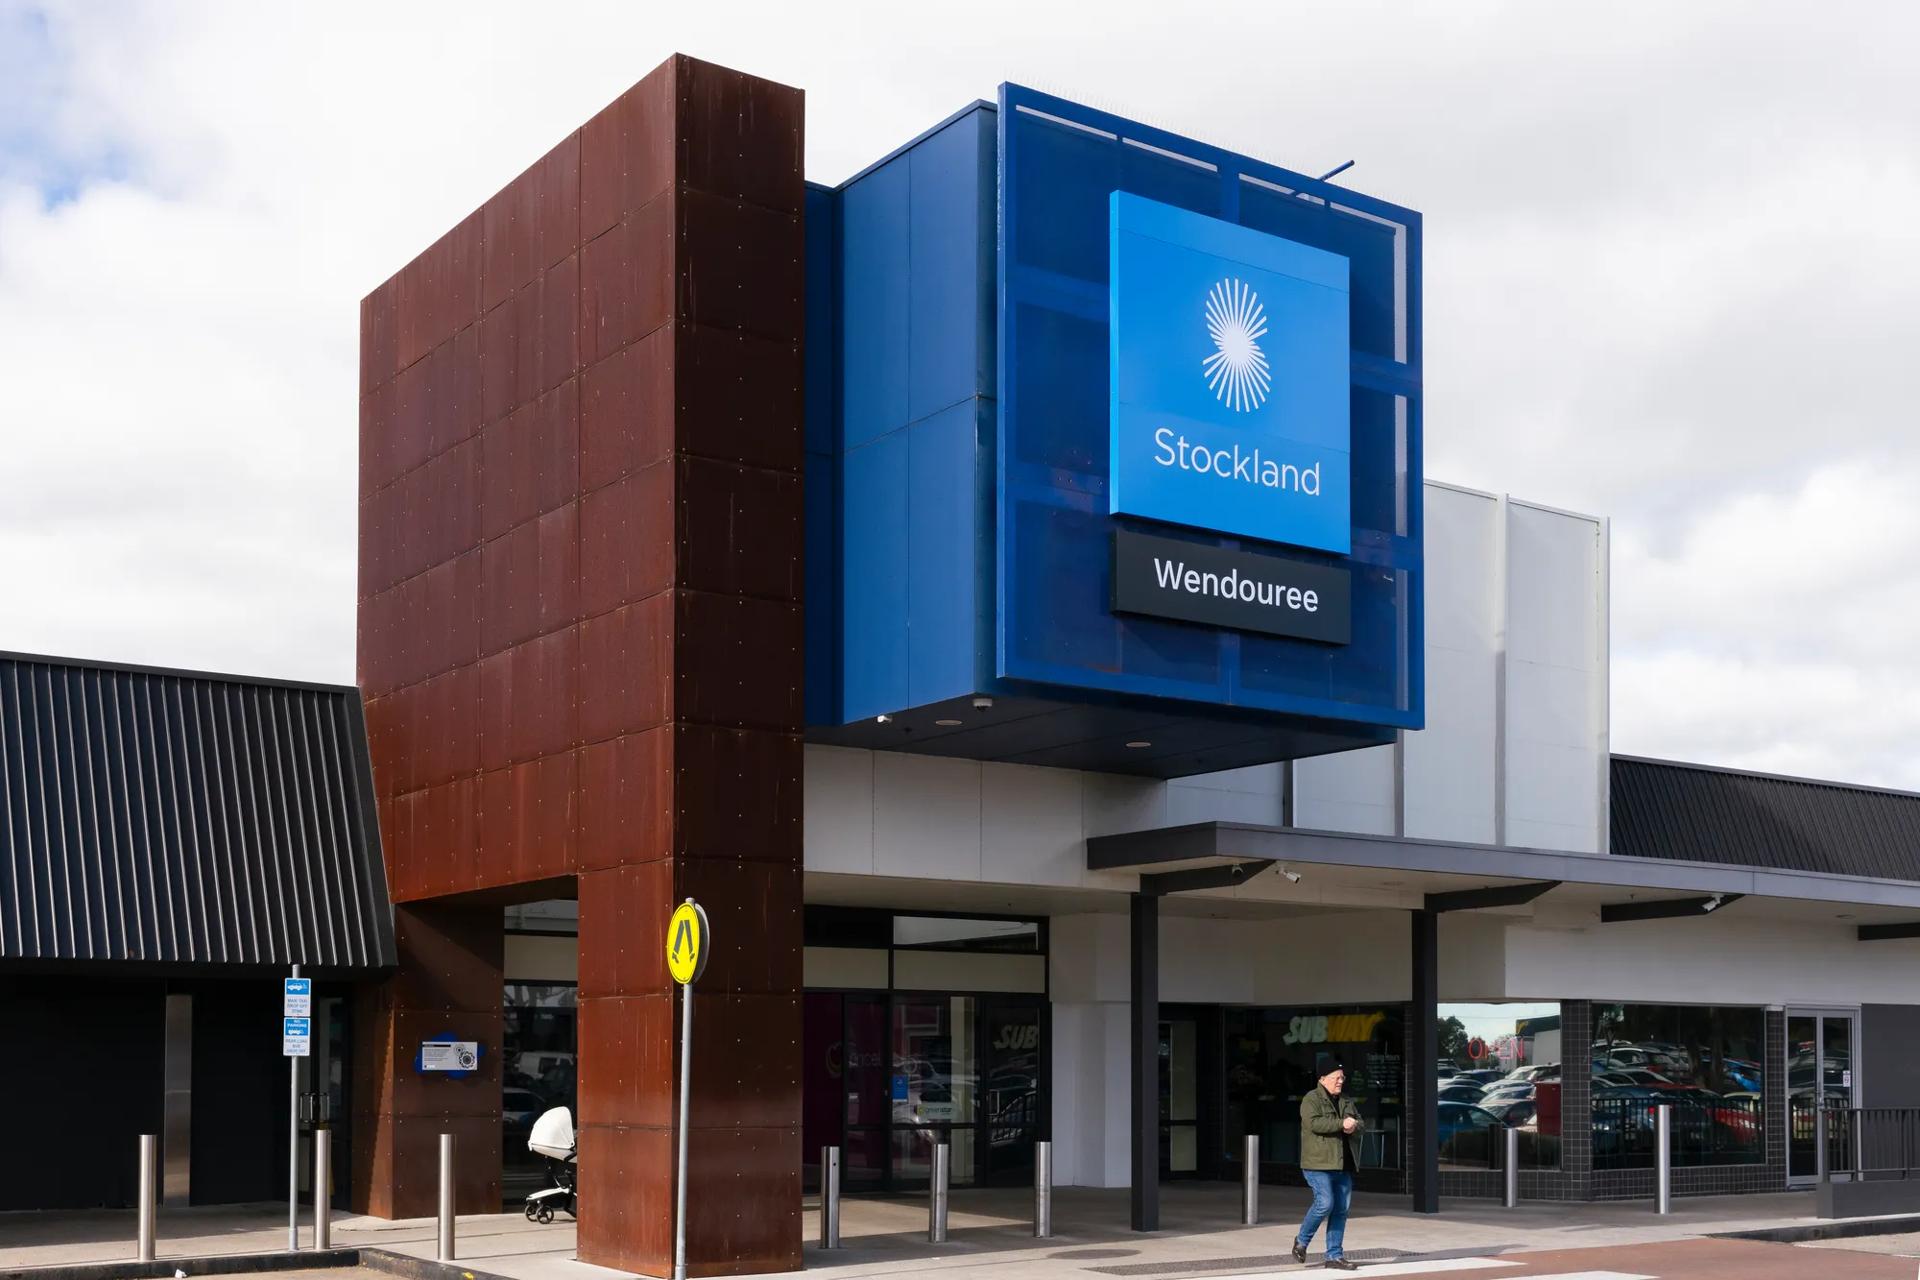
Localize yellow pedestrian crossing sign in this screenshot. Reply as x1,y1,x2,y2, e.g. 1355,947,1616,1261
666,899,710,986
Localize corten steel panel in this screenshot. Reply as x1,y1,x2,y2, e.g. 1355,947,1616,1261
479,252,581,426
481,132,581,314
475,625,579,771
581,325,673,492
676,325,804,471
356,52,802,1272
673,726,801,861
578,463,674,618
579,64,676,242
580,194,675,364
576,862,673,997
576,595,673,744
478,503,581,655
676,456,803,602
575,992,674,1127
478,378,581,541
673,592,803,730
678,58,805,215
577,729,672,871
477,750,578,884
351,902,501,1217
682,992,801,1129
677,191,803,340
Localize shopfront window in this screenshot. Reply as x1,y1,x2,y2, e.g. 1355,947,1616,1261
1591,1003,1765,1168
502,982,577,1197
1224,1006,1404,1175
1437,1003,1561,1170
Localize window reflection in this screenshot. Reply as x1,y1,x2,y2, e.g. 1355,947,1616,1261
1437,1003,1562,1170
1591,1004,1765,1169
1224,1006,1404,1177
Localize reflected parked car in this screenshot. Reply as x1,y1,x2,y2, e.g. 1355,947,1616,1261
1439,1082,1488,1103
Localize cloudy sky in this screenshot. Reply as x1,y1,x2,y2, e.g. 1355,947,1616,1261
3,2,1917,785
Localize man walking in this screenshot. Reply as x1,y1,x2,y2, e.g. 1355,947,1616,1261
1293,1059,1363,1270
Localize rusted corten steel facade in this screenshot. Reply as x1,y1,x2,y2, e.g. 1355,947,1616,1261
355,53,804,1275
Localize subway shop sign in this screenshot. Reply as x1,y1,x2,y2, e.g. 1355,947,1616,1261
1108,191,1352,556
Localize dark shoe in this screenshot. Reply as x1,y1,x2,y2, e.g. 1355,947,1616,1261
1323,1260,1360,1272
1292,1240,1308,1264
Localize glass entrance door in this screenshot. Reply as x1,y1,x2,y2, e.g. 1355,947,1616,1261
1159,1019,1199,1177
1788,1009,1857,1184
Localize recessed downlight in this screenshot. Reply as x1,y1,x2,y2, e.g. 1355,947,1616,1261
935,719,962,727
1125,740,1152,749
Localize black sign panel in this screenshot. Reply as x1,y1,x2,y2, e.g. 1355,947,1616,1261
1112,530,1351,645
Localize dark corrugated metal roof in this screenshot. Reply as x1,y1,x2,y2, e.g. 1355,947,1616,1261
1612,755,1920,881
0,652,395,968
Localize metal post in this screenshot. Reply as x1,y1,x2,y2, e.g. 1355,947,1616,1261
1654,1104,1672,1215
1035,1140,1053,1238
929,1141,950,1243
673,979,694,1280
312,1127,331,1250
1502,1125,1518,1208
1242,1135,1260,1225
820,1146,841,1249
288,962,300,1251
437,1132,456,1261
137,1134,158,1262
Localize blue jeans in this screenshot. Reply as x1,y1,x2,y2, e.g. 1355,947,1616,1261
1297,1169,1352,1260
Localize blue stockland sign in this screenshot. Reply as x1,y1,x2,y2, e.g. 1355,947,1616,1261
1109,191,1351,554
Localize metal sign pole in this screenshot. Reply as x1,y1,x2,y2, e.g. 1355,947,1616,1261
665,897,708,1280
673,977,694,1280
288,963,300,1251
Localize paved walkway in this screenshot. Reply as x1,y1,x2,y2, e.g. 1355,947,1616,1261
2,1185,1915,1280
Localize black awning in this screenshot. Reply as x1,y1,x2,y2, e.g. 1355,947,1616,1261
0,652,395,970
1613,755,1920,881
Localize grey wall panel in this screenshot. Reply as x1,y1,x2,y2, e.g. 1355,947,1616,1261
0,653,395,969
1861,1004,1920,1109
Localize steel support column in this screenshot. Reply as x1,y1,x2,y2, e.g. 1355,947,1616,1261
1410,907,1439,1213
1130,891,1159,1231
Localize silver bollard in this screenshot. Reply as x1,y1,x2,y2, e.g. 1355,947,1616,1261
821,1146,841,1249
1502,1125,1518,1208
437,1132,457,1261
137,1134,158,1262
313,1127,331,1250
929,1141,950,1243
1035,1140,1052,1238
1654,1104,1672,1215
1242,1134,1259,1225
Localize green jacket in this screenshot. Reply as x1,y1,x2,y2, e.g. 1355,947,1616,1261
1299,1085,1365,1171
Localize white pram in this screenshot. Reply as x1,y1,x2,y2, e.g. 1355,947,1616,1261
522,1106,577,1223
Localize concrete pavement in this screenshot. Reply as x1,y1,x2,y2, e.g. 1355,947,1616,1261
5,1184,1920,1280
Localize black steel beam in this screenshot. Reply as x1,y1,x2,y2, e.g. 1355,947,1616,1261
1424,881,1560,912
1599,894,1744,923
1858,922,1920,942
1409,908,1439,1214
1130,892,1159,1231
1139,861,1274,896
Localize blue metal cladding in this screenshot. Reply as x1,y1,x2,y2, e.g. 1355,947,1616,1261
827,105,998,722
996,84,1424,728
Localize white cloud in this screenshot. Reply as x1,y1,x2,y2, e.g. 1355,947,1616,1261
1,0,1917,785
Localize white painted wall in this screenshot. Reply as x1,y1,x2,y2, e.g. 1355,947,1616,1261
1505,912,1920,1007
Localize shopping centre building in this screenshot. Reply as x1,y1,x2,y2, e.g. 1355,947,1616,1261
6,50,1920,1280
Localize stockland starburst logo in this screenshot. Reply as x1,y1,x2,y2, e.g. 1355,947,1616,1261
1202,277,1271,413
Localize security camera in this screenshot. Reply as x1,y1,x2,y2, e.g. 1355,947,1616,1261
1702,894,1724,913
1281,868,1303,884
1230,863,1246,881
